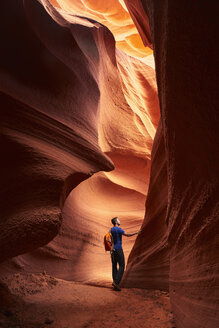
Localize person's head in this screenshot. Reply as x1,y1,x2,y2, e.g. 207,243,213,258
111,217,120,226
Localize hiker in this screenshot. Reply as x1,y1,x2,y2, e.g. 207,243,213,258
110,217,141,291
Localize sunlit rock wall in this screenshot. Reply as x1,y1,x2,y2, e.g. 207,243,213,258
0,0,116,263
124,1,219,328
0,0,159,284
1,1,218,327
123,121,169,291
50,0,152,57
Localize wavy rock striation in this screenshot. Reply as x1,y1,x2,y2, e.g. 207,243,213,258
0,0,159,284
124,1,219,327
2,1,217,327
123,121,169,291
0,0,114,262
50,0,152,57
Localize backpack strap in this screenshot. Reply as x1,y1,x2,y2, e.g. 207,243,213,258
110,228,114,250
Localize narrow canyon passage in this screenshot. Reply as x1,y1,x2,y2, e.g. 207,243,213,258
0,0,159,284
0,1,218,328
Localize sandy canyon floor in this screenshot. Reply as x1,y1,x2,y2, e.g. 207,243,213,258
0,273,175,328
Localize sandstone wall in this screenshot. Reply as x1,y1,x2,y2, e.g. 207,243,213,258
124,1,219,327
0,0,159,284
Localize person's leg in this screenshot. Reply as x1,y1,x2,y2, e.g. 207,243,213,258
111,251,121,291
111,250,118,283
116,249,125,285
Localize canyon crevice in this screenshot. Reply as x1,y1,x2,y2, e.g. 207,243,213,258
0,1,218,328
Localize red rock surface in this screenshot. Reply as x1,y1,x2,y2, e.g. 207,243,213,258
1,1,218,328
0,0,115,262
123,121,169,291
124,1,219,327
0,0,159,283
50,0,153,57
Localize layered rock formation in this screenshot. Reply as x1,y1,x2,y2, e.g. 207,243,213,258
0,0,159,284
123,1,219,328
49,0,153,57
1,1,218,327
123,121,169,291
0,0,116,263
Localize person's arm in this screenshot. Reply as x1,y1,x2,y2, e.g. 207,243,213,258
123,230,141,237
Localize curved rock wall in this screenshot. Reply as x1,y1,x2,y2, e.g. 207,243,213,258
0,0,114,262
50,0,152,57
124,1,219,327
0,0,159,284
1,1,217,327
123,121,169,291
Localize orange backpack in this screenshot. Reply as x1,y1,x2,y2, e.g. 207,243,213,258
104,230,113,251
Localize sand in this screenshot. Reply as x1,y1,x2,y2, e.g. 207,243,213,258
0,273,175,328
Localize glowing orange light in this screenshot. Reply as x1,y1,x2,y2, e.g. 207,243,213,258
49,0,152,57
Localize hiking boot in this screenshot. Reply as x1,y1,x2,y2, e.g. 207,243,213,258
112,282,121,291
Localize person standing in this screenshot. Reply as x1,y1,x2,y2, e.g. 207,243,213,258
110,217,140,291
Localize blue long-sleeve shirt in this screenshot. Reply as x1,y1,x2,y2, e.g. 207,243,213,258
111,226,125,250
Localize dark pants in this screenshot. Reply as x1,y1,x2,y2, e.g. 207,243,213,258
111,249,125,285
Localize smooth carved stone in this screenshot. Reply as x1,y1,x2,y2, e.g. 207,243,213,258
124,1,219,328
123,121,169,291
0,0,114,262
0,0,159,285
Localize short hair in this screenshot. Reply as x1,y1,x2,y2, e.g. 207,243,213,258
111,217,118,226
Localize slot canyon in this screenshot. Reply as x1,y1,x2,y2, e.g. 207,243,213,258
0,1,218,328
